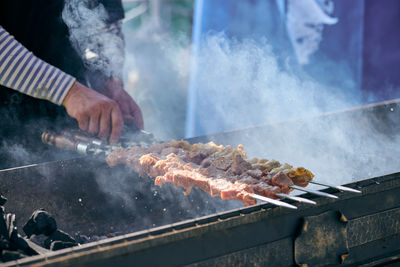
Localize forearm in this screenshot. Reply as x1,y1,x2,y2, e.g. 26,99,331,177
0,26,76,105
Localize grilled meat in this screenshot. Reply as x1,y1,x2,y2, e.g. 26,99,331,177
106,140,314,206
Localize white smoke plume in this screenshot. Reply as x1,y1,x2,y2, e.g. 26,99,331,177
185,33,400,189
62,0,125,80
186,33,361,137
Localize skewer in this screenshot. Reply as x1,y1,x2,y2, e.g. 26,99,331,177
250,194,297,209
42,131,329,206
275,193,317,205
289,185,338,199
309,181,361,193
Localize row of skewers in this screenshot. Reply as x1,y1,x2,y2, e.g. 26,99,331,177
42,131,361,210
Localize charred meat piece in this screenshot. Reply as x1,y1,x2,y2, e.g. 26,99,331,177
246,169,263,179
229,152,252,175
286,167,314,187
270,172,294,194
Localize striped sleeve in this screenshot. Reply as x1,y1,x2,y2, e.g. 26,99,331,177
0,25,76,105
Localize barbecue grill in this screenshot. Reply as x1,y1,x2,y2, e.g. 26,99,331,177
1,99,400,266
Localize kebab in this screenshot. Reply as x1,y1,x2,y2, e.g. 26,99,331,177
42,131,360,208
105,140,315,206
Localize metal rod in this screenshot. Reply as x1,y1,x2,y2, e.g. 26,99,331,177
275,193,316,205
289,185,338,199
309,181,361,193
250,194,297,209
123,3,148,24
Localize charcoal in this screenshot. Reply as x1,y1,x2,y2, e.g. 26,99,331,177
23,209,57,237
0,195,7,206
0,237,9,250
5,213,16,239
1,250,26,262
0,198,79,261
74,234,90,244
49,241,76,251
28,234,47,246
0,209,38,258
22,220,37,238
10,232,38,256
0,210,8,238
44,230,77,250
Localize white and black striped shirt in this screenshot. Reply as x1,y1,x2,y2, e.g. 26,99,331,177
0,25,76,105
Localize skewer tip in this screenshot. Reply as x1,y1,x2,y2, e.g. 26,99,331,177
250,194,297,209
275,193,317,205
289,185,338,199
336,185,362,194
310,180,362,194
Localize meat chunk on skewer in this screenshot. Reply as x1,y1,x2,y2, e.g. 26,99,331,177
271,172,294,194
106,140,314,206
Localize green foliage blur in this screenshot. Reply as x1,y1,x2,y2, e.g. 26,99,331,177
123,0,194,40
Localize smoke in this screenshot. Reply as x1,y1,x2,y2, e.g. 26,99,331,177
123,29,191,140
185,33,400,188
0,141,32,167
187,33,361,136
62,0,125,81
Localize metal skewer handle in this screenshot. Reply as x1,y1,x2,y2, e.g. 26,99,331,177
42,132,78,151
42,132,90,155
72,133,104,147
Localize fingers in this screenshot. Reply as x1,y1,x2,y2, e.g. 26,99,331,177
97,103,123,144
88,111,100,135
123,115,136,124
118,99,131,118
117,95,143,129
101,81,144,130
98,108,111,141
128,99,144,129
63,83,125,143
78,114,89,131
110,105,123,144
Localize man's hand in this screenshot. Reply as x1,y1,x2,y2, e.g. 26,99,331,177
99,77,144,130
62,81,123,144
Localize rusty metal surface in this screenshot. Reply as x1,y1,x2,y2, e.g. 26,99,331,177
294,211,349,266
2,171,400,266
347,207,400,248
186,238,293,267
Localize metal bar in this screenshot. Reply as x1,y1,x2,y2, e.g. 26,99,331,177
123,3,148,24
309,181,362,193
289,185,338,199
275,193,317,205
250,194,297,209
